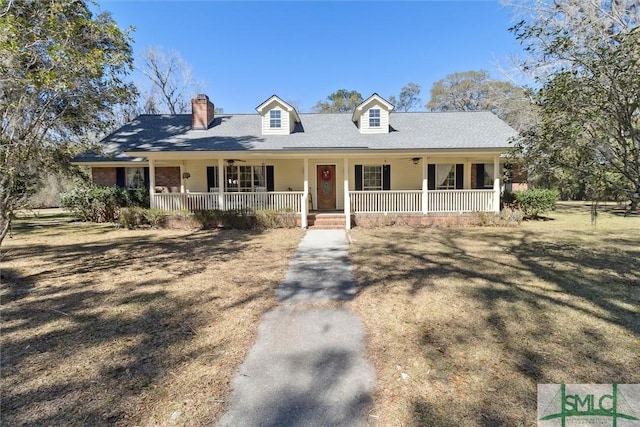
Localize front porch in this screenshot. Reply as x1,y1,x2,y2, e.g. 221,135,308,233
150,186,500,229
145,155,503,229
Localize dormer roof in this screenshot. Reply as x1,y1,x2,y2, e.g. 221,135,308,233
351,93,394,123
255,95,300,123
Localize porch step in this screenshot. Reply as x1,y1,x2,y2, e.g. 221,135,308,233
307,214,346,229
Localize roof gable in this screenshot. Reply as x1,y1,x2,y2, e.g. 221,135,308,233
255,95,300,123
352,93,394,123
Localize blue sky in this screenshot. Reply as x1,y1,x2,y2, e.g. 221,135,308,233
96,1,524,113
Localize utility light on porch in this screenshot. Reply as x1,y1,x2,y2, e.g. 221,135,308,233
411,157,421,165
182,172,191,179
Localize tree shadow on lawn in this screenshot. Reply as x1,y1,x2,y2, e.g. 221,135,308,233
351,227,639,426
0,227,282,426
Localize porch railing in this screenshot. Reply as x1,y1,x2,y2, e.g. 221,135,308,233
152,191,303,213
224,192,302,212
154,192,220,211
350,190,423,213
349,189,496,213
425,189,494,213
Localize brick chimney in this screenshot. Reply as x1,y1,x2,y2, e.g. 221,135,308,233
191,94,215,130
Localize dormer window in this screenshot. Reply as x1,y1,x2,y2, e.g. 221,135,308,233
369,109,380,127
270,110,281,128
352,94,394,134
256,95,300,135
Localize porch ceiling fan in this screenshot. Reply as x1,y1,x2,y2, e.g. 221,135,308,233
226,159,247,166
400,157,423,165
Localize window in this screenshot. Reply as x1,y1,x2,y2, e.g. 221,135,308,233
483,164,494,188
270,110,281,128
225,165,269,192
253,166,267,191
369,109,380,127
436,165,456,190
126,167,145,188
207,166,219,191
363,165,382,190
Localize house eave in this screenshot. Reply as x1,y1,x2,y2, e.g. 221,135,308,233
123,146,511,160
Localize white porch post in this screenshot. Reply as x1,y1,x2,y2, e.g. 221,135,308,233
179,162,185,193
217,158,224,210
302,158,309,228
148,158,156,208
493,155,501,213
464,159,472,189
422,157,429,214
344,158,351,230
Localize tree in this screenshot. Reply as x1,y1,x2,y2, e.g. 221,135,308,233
0,1,135,245
426,70,535,131
389,82,422,112
139,46,200,114
507,0,640,207
312,89,363,113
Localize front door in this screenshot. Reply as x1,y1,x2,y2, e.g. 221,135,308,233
316,165,336,210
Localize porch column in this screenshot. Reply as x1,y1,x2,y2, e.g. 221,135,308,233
344,158,351,230
493,155,501,213
422,157,429,214
464,159,472,189
148,158,156,209
302,158,309,228
179,162,185,193
217,158,225,210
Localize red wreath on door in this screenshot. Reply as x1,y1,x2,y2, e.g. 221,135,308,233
321,169,332,181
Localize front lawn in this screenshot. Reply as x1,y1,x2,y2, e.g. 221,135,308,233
349,203,640,426
1,214,303,426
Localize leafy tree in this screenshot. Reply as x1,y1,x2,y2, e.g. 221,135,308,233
0,0,135,244
389,82,422,112
312,89,363,113
426,70,534,131
507,0,640,208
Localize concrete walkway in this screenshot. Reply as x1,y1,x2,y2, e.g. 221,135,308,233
218,230,375,427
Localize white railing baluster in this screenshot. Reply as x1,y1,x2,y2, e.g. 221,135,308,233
349,190,495,214
153,191,304,213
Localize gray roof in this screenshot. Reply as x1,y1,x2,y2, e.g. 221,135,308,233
76,111,519,162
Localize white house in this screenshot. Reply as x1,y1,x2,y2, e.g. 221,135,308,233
75,93,522,229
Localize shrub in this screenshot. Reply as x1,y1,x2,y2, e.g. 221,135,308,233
60,185,150,223
254,209,297,229
144,209,166,228
119,206,145,229
60,186,128,222
191,209,255,229
503,189,559,219
118,207,167,229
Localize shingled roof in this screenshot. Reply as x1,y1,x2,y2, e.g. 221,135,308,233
76,111,518,162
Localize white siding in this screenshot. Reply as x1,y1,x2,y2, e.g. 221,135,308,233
261,107,291,135
360,103,390,134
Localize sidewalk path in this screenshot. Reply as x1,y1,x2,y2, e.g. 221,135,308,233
218,230,375,427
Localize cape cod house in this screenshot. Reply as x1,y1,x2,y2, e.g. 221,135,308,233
74,93,521,229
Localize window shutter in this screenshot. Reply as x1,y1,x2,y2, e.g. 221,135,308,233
455,164,464,189
207,166,215,191
382,165,391,190
476,164,485,189
266,165,274,191
116,167,125,188
355,165,363,191
427,164,435,190
143,167,150,189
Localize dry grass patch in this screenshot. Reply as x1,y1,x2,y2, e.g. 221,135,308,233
349,202,640,426
1,214,303,426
